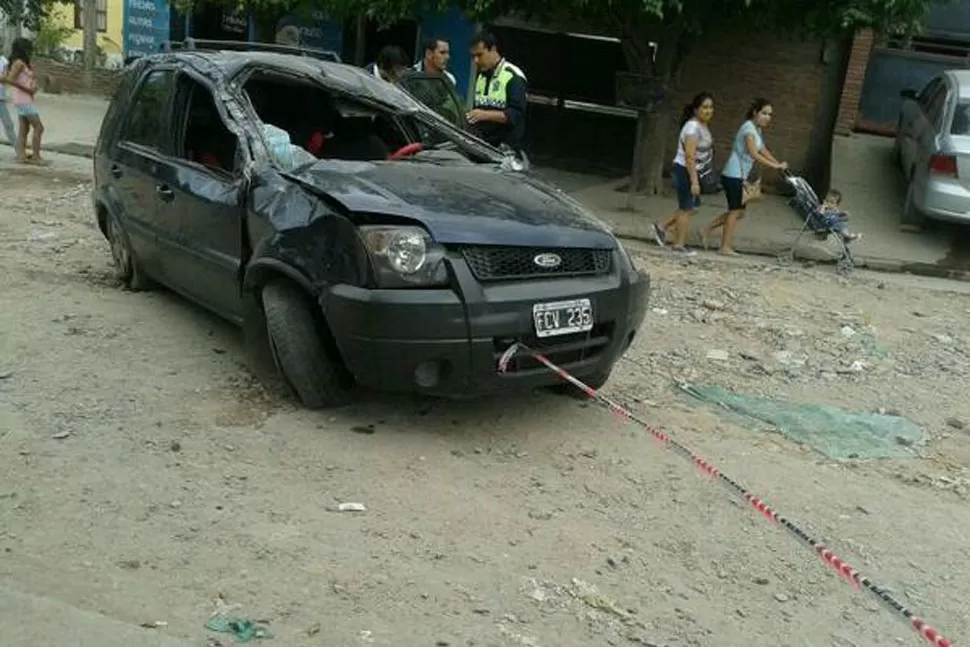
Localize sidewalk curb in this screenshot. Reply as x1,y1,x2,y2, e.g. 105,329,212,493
1,141,94,158
613,228,970,283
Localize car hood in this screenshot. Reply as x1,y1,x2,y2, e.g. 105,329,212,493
292,160,616,248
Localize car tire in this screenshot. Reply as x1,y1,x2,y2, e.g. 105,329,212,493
106,213,152,290
550,369,611,400
261,280,352,409
901,181,926,230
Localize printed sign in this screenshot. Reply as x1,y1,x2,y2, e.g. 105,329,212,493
123,0,171,59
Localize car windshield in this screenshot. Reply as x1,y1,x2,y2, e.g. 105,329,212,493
951,102,970,135
240,69,506,171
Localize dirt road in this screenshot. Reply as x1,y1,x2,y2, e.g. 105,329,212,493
1,163,969,647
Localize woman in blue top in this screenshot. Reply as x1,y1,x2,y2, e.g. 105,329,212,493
700,98,788,255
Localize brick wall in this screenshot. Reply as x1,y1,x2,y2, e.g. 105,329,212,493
670,32,830,183
33,58,123,97
835,29,875,135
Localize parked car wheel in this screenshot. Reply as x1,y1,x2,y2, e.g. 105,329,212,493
106,213,152,290
261,280,353,409
901,181,926,229
550,369,611,399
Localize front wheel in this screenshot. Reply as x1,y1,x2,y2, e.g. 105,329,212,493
261,280,353,409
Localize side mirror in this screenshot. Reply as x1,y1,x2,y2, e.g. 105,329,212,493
901,89,917,100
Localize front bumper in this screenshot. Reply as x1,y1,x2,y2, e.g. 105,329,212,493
320,251,650,397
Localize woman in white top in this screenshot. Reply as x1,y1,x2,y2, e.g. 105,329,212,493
652,92,715,255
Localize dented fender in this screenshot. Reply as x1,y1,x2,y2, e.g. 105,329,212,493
244,169,371,299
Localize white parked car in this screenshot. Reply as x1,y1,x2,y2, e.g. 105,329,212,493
896,70,970,227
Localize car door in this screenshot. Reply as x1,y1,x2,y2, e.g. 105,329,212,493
110,68,177,280
152,71,247,322
913,81,950,178
900,77,943,174
397,72,468,133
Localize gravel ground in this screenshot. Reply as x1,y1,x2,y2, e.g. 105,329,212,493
1,165,969,647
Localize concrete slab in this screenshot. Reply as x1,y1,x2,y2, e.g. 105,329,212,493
0,587,193,647
0,93,106,157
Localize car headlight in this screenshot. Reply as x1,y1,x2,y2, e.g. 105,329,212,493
359,225,449,287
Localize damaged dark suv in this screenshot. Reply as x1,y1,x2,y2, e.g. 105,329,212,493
93,43,650,408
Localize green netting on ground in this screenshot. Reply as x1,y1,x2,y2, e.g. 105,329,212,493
677,382,922,460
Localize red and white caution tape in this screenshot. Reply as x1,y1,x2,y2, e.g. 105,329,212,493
498,342,956,647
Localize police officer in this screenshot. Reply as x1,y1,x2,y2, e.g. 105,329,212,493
466,31,527,154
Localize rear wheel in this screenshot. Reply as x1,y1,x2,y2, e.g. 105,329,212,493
549,369,611,400
106,213,152,290
261,280,353,409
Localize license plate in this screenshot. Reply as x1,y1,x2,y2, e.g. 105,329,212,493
533,299,594,338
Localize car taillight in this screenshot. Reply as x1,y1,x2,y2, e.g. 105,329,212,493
929,154,958,177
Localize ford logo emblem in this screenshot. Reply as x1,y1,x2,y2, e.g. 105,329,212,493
533,253,562,268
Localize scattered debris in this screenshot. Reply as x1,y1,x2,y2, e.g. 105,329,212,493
205,617,274,643
140,620,168,629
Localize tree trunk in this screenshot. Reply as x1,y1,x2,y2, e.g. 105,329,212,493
620,22,687,197
82,0,98,90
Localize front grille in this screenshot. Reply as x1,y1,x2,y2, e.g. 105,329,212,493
460,246,612,281
494,324,614,374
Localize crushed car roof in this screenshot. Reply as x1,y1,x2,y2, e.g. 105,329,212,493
141,50,425,111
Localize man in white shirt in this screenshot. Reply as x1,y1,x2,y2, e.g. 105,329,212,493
412,37,456,86
0,53,18,146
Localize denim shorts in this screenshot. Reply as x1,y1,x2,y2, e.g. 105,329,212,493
722,175,746,211
16,103,39,118
671,163,700,211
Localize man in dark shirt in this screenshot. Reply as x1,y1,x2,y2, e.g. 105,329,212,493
365,45,408,83
466,31,527,153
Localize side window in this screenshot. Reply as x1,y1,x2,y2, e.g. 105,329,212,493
121,69,174,150
174,75,239,175
398,73,465,130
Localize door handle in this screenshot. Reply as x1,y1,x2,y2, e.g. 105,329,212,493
156,185,175,201
110,165,123,179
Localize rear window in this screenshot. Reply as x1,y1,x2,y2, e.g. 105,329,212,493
952,103,970,135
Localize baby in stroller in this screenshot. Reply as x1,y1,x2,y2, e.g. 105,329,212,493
816,189,862,244
780,173,861,274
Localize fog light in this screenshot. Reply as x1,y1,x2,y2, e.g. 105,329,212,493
414,361,441,388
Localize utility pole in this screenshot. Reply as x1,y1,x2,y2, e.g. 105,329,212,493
82,0,98,90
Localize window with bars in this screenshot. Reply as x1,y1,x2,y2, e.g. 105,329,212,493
74,0,108,33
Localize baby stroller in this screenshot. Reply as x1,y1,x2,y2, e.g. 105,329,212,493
777,171,855,275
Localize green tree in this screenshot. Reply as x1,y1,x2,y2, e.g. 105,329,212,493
0,0,67,31
188,0,939,192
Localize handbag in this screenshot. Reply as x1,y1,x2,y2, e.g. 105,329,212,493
697,159,719,194
742,177,763,204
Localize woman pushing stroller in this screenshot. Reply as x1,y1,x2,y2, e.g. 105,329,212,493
700,98,788,255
